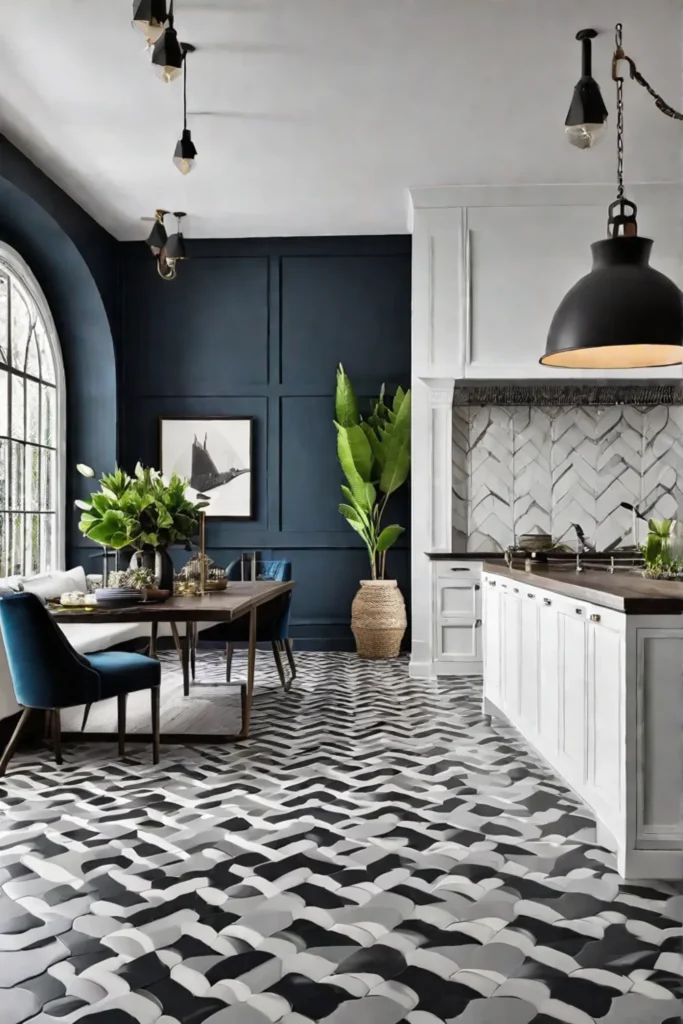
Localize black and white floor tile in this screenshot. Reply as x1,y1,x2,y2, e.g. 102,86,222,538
0,651,681,1024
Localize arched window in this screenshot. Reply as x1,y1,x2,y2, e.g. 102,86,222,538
0,245,65,578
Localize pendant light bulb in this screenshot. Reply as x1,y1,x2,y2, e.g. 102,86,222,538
151,2,183,83
132,0,168,44
565,29,608,149
173,49,198,174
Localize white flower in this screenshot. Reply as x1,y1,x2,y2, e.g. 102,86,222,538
77,464,95,478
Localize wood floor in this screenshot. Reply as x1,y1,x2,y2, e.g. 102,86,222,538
60,648,284,737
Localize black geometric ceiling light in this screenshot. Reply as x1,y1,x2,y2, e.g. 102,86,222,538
132,0,168,45
173,44,197,174
151,0,183,82
542,23,683,370
144,209,188,281
565,29,608,149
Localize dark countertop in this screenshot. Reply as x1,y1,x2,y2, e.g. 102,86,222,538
426,552,504,561
482,561,683,615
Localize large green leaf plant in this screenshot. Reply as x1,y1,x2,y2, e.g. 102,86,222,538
335,364,411,580
76,463,208,551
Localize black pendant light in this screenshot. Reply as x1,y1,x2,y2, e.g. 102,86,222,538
565,29,608,149
145,208,168,253
542,24,683,370
151,0,183,82
173,45,197,174
132,0,168,45
164,212,188,265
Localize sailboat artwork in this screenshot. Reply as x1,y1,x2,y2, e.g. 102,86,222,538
191,434,249,493
160,417,254,519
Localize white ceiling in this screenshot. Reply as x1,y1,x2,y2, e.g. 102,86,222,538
0,0,681,239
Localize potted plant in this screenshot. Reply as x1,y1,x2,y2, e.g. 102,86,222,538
75,463,208,590
334,364,411,658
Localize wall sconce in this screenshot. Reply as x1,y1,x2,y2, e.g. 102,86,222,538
145,210,188,281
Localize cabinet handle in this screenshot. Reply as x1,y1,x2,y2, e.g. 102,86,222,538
475,619,482,628
474,584,480,591
590,613,601,622
450,567,470,572
527,592,535,599
543,597,551,606
513,588,519,593
488,580,496,587
575,608,583,615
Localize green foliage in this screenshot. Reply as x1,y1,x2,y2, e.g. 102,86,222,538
334,364,411,579
77,462,208,551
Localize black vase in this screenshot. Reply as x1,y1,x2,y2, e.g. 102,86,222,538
131,545,174,591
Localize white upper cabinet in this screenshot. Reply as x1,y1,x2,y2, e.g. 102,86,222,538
410,183,683,381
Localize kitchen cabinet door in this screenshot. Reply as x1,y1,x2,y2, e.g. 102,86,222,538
586,611,624,813
519,593,540,738
483,578,502,704
537,594,560,759
557,604,588,788
500,587,522,722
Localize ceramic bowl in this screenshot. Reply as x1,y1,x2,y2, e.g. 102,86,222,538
518,533,553,552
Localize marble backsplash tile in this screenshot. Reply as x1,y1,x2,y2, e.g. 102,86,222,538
453,404,683,552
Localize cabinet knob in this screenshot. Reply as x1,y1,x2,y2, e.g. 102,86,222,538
513,588,519,593
527,592,535,599
474,584,481,591
590,613,601,622
575,607,583,615
475,618,482,628
488,580,496,587
543,597,551,606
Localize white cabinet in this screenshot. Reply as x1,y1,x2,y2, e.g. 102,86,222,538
500,585,521,719
411,183,683,382
432,561,482,675
586,610,624,814
482,578,501,701
556,601,589,789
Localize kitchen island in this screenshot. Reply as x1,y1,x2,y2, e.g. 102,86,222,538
482,562,683,880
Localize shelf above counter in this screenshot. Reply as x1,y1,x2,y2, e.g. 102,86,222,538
483,561,683,615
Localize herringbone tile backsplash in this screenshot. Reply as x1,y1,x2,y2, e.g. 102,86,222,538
453,405,683,552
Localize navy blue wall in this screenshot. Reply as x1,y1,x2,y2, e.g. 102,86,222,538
118,237,411,649
0,136,119,567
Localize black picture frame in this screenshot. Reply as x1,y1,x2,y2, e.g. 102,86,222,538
159,416,255,521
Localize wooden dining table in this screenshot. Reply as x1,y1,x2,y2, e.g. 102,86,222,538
50,580,294,744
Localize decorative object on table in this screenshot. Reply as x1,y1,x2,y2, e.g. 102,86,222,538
159,417,254,519
517,532,553,552
334,365,410,658
641,518,683,579
57,591,97,609
76,462,208,592
94,587,144,607
86,574,103,593
543,23,683,369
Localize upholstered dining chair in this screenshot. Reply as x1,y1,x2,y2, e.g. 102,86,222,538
0,593,161,774
199,559,296,692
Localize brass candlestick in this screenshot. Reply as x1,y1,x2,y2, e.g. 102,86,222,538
199,511,206,595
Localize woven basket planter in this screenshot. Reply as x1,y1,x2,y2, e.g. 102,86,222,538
351,579,407,659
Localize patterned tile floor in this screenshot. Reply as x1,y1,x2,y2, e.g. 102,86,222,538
0,651,681,1024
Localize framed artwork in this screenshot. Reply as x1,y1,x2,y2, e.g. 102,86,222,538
159,417,254,520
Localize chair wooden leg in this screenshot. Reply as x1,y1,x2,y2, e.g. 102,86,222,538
272,640,287,691
0,708,33,777
44,709,52,740
226,642,233,683
151,686,160,765
181,629,190,698
284,639,297,682
149,622,158,659
170,622,183,662
81,704,92,732
117,694,127,758
240,684,247,724
52,709,62,766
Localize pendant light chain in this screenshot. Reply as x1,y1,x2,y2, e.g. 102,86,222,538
614,23,625,201
183,49,188,130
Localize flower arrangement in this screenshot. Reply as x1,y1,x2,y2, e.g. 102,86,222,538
76,463,208,551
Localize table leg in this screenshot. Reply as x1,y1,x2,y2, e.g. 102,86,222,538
241,607,257,738
149,622,158,659
181,628,190,698
170,622,183,662
190,622,196,681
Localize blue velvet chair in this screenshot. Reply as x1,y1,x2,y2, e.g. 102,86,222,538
198,559,296,692
0,593,161,773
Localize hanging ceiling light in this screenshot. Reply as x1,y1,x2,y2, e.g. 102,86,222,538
145,208,168,253
565,29,608,149
144,209,187,281
542,23,683,370
174,44,197,174
132,0,168,45
151,0,183,82
163,212,188,279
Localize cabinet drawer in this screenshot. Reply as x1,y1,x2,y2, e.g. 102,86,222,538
435,561,482,579
437,578,481,618
440,621,482,660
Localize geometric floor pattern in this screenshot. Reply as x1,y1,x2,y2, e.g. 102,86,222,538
0,652,681,1024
